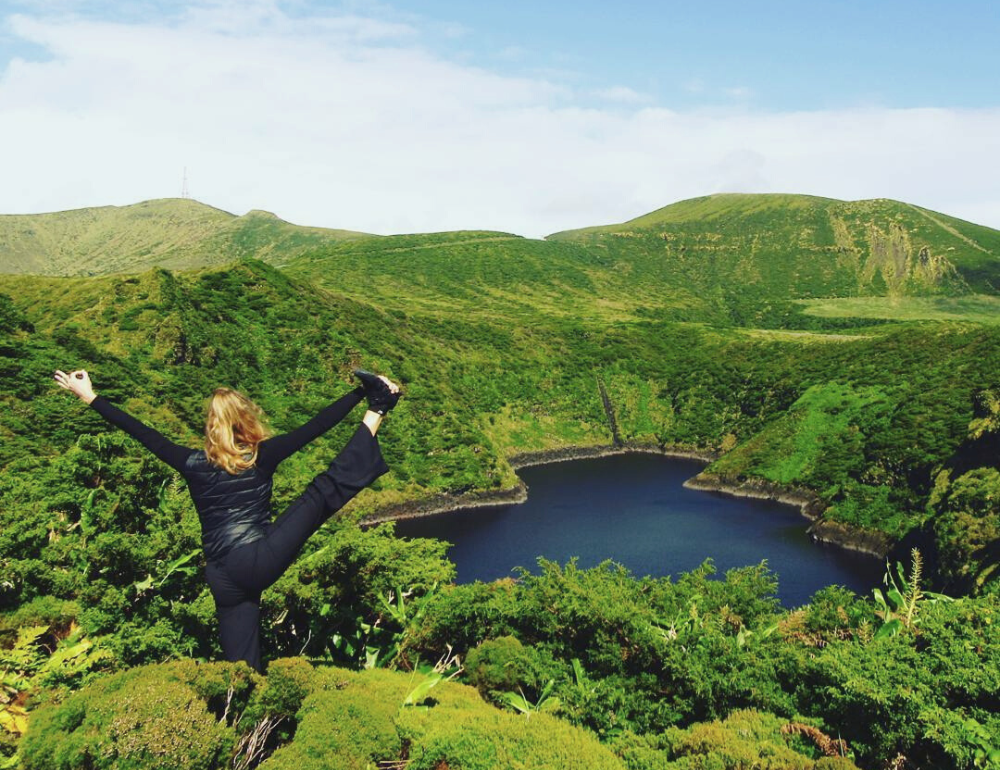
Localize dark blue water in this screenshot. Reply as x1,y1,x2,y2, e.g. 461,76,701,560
393,454,883,607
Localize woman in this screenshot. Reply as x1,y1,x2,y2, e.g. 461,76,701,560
54,368,401,672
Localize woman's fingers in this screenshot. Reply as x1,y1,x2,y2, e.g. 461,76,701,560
54,369,91,392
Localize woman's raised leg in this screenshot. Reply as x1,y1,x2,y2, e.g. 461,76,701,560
223,421,389,595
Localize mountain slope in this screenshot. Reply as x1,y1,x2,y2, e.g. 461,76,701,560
549,193,1000,298
282,194,1000,329
0,198,371,276
280,230,703,322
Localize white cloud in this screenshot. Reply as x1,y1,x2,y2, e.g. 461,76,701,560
592,86,651,104
1,5,999,239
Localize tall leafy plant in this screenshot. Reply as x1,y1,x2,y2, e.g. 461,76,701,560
873,548,952,638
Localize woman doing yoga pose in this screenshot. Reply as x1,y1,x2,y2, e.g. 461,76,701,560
54,368,401,672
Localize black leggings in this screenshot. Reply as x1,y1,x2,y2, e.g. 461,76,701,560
204,424,389,671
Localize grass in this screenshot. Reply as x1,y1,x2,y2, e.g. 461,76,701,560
797,295,1000,324
708,382,890,486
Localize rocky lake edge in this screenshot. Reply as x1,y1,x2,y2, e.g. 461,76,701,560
363,442,892,560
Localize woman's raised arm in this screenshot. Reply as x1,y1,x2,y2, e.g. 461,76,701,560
256,387,366,475
55,369,193,472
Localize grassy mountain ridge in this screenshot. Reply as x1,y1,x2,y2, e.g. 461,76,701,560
265,193,1000,331
3,258,998,577
2,194,999,576
0,198,371,276
281,230,669,321
550,193,1000,300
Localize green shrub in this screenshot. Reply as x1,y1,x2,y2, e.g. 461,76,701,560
20,666,233,770
397,677,624,770
258,664,626,770
406,708,624,770
803,586,871,636
0,598,80,643
252,657,316,719
159,659,259,723
610,731,672,770
258,667,402,770
464,635,564,704
658,710,857,770
813,760,861,770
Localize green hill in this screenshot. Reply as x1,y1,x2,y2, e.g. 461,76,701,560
0,198,371,276
281,230,676,322
279,193,1000,329
550,193,1000,305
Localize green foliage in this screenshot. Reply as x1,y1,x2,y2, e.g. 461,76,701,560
245,657,315,721
399,646,462,707
1,621,112,739
465,636,564,705
260,667,402,770
660,709,838,769
7,573,1000,770
264,522,454,667
19,665,238,770
711,382,889,486
799,295,1000,325
497,678,562,717
802,593,1000,768
394,675,624,770
249,664,624,770
930,467,1000,592
611,710,859,770
409,559,792,735
872,548,953,638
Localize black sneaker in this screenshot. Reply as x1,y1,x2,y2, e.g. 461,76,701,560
354,370,401,415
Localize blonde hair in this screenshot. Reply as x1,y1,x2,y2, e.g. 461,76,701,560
204,388,271,474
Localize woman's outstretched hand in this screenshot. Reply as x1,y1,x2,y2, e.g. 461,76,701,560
54,369,97,404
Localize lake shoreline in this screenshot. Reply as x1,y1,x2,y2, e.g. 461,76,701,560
684,472,891,559
363,442,714,525
364,443,891,560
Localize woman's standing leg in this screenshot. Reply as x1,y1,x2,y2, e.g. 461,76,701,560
206,561,264,672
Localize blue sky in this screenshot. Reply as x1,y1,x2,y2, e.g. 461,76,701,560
385,0,1000,110
1,0,998,235
5,0,997,110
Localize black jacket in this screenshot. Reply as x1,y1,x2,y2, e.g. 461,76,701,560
89,389,364,561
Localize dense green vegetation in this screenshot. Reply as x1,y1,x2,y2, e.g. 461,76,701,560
1,193,999,768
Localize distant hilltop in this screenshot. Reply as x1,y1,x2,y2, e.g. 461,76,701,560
0,198,369,276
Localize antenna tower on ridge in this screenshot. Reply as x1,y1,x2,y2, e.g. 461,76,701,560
181,167,190,199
